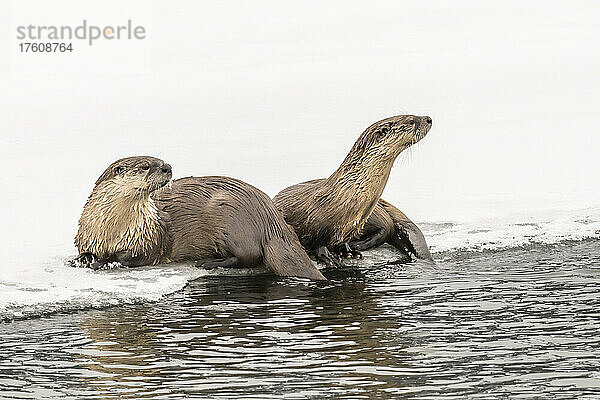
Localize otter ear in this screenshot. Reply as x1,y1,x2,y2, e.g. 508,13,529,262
114,166,126,175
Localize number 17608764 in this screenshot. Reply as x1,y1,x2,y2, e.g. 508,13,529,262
19,42,73,52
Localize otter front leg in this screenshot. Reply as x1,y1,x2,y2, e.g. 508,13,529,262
315,246,342,267
349,229,388,252
195,257,240,270
335,242,363,259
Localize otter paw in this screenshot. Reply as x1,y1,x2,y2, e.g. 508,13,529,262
91,261,123,270
68,253,97,268
315,246,342,267
336,243,363,260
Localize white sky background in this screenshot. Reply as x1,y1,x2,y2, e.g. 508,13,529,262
1,1,599,263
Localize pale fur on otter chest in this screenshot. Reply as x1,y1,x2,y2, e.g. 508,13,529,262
75,179,163,261
316,160,392,245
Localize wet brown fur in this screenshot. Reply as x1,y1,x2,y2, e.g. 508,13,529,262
154,176,325,280
75,156,172,265
75,156,325,280
273,115,432,252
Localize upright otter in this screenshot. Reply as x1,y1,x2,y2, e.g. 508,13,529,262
273,115,432,266
74,156,326,281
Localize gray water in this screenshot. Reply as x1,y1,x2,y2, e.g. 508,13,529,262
1,239,600,399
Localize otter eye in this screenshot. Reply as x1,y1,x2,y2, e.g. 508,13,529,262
408,119,415,125
141,166,150,171
378,126,390,137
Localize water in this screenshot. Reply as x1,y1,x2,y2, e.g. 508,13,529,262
1,237,599,399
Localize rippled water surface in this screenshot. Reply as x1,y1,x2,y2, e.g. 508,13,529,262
1,239,600,399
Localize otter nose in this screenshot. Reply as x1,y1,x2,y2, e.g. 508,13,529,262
424,116,432,125
161,164,172,174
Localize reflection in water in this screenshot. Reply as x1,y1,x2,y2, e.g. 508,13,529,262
1,239,600,398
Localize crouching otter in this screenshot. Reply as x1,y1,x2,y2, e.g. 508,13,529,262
73,156,326,281
273,115,432,266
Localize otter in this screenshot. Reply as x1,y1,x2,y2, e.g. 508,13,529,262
73,156,326,281
350,199,433,262
273,115,432,266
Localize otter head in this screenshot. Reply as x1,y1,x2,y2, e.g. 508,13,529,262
327,115,433,231
75,156,173,260
95,156,172,196
353,115,432,163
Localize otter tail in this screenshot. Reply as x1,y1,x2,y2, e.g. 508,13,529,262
262,235,327,281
